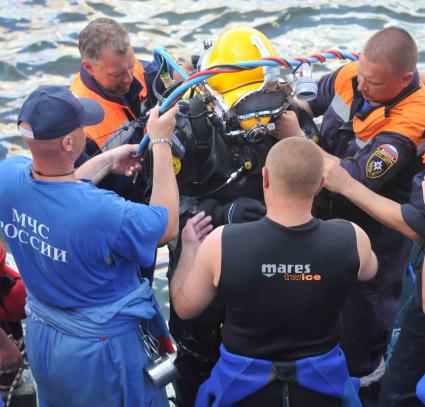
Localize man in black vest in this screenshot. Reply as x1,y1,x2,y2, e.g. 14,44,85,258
170,137,377,406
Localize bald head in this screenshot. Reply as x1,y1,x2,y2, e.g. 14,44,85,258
265,138,324,199
363,27,418,75
23,134,65,159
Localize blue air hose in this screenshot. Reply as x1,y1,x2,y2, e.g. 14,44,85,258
137,50,359,155
153,46,189,80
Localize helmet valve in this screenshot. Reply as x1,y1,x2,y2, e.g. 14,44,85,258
294,63,318,101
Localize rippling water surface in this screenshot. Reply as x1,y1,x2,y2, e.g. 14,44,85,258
1,0,424,155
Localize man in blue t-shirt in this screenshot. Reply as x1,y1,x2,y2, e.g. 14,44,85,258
324,157,425,407
0,85,179,407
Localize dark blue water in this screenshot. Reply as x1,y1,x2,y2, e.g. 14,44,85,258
0,0,424,154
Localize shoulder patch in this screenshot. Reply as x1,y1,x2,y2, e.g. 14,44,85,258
366,144,398,179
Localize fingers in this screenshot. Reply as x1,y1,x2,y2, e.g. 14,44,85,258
193,213,213,240
194,213,212,229
199,224,213,242
160,104,179,128
148,103,178,122
187,212,213,238
128,144,138,154
149,105,160,120
117,144,143,164
124,162,142,177
147,104,179,142
189,211,208,225
164,103,180,117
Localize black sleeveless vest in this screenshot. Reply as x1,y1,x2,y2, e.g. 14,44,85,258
219,216,359,361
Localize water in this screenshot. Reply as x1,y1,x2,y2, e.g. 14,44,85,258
0,0,425,154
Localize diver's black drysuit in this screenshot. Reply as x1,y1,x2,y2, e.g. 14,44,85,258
167,106,275,406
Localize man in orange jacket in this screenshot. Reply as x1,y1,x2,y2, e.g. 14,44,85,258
71,18,169,283
276,27,425,405
71,17,165,204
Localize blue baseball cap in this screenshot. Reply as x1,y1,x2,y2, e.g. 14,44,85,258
17,85,104,140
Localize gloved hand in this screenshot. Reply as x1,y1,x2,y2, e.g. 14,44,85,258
197,197,266,227
219,197,266,224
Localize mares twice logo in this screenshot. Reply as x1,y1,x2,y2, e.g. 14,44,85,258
366,144,398,179
261,263,321,281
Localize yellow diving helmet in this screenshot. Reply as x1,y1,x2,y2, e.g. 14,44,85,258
200,26,292,134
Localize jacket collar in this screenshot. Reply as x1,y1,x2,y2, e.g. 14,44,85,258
79,66,144,108
354,70,420,120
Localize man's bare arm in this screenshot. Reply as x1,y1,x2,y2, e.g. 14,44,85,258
147,105,180,244
323,156,420,240
170,213,217,320
75,144,142,184
352,223,378,281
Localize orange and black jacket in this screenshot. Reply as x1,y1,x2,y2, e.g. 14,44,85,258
309,62,425,203
71,60,161,152
309,62,425,292
71,60,162,201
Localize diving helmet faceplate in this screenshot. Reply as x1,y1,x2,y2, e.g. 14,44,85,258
199,26,293,141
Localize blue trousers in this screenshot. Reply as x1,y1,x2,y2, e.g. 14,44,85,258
26,317,168,407
25,285,170,407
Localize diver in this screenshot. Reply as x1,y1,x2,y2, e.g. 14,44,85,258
164,27,304,406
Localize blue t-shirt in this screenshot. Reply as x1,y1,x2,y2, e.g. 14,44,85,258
0,156,167,308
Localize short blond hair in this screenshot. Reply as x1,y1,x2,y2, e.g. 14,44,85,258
363,27,418,75
266,138,324,199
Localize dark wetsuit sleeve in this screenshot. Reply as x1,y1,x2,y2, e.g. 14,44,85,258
340,132,417,193
308,70,337,117
401,171,425,238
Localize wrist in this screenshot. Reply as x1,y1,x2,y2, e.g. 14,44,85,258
150,138,172,149
100,150,114,173
340,175,357,196
181,240,198,259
